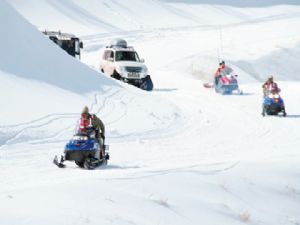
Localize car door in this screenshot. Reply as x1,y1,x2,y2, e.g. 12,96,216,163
106,51,115,75
101,50,109,74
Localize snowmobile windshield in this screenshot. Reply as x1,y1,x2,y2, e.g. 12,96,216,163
115,51,140,62
220,70,233,76
220,67,233,76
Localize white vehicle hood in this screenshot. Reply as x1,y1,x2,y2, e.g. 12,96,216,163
114,61,146,69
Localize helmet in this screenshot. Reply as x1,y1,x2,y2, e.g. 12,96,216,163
82,106,89,114
268,75,274,81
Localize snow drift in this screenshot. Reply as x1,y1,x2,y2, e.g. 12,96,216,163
0,0,121,126
0,0,116,94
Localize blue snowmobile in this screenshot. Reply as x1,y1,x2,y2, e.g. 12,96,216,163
53,126,109,169
262,91,286,117
215,72,242,95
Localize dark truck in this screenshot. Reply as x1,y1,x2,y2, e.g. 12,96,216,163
43,31,83,59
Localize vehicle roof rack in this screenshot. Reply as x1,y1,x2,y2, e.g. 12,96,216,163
42,30,77,40
106,38,134,50
107,45,135,51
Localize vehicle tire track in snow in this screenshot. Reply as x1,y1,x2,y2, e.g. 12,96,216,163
104,161,240,181
0,116,76,148
82,10,300,57
0,88,120,147
0,113,78,129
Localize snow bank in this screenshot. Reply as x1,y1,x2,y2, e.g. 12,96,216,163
0,0,181,140
160,0,300,7
234,44,300,81
0,0,121,126
8,0,201,35
0,0,116,94
8,0,300,36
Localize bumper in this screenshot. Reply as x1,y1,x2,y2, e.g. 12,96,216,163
215,84,238,93
124,75,150,85
264,104,285,115
64,149,97,161
121,71,147,79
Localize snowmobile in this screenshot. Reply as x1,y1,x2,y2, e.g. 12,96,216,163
262,91,286,117
215,72,242,95
53,126,109,169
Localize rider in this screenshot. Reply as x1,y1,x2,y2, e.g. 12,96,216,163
261,76,286,116
220,61,233,75
214,62,223,85
214,61,233,84
262,75,280,96
80,106,105,145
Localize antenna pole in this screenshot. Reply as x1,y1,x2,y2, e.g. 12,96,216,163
217,48,220,63
219,25,224,61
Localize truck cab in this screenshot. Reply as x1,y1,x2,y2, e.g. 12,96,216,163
43,30,83,59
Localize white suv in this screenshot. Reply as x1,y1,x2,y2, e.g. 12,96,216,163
100,39,153,91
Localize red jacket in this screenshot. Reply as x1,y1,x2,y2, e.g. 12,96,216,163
263,82,279,93
79,113,91,132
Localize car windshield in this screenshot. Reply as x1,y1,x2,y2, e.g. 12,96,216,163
115,51,140,62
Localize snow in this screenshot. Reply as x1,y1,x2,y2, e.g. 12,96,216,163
1,0,300,225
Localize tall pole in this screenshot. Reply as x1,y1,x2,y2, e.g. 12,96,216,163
219,25,224,61
217,48,220,63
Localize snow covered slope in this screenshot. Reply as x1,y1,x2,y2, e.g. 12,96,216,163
0,0,178,147
1,1,300,225
9,0,300,35
9,0,202,34
0,0,115,93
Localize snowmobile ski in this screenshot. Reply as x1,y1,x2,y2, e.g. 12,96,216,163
203,82,214,88
53,155,66,168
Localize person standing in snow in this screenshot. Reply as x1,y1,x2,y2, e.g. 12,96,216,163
80,106,105,145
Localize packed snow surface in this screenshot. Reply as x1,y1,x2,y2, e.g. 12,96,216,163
1,0,300,225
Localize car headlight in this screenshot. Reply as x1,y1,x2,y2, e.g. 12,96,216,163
142,67,148,74
116,66,126,74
